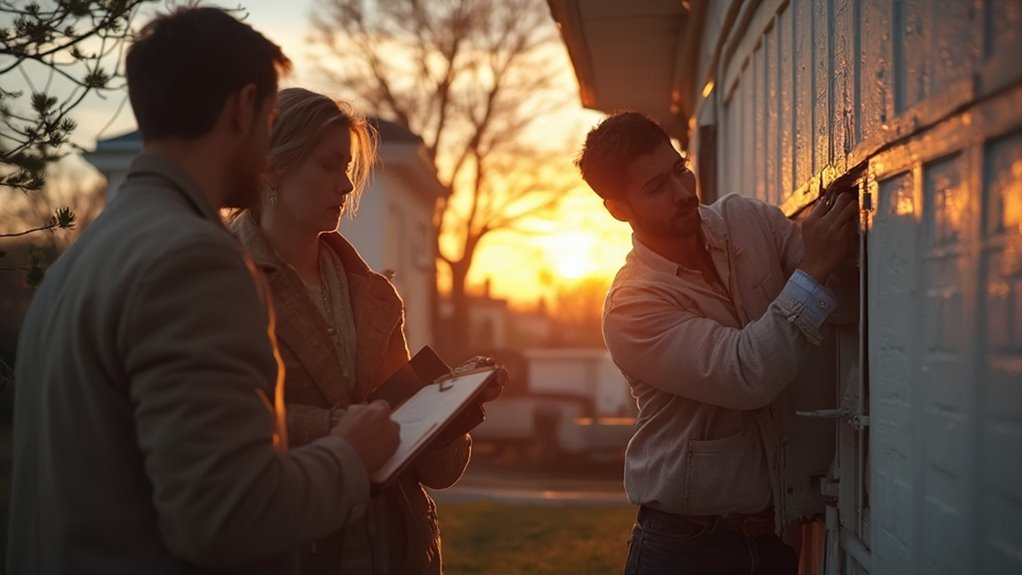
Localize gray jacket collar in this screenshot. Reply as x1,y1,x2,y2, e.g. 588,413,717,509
125,153,222,223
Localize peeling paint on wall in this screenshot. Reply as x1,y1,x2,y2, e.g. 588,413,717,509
709,1,1022,573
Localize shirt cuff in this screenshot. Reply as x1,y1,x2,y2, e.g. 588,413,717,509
775,269,839,344
787,269,839,329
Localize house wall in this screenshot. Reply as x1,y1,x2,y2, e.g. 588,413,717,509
866,92,1022,575
340,150,437,353
340,170,387,273
689,1,1022,574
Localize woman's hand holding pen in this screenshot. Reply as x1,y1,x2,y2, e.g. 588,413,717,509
329,400,400,474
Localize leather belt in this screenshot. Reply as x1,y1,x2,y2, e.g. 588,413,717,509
708,509,775,537
642,506,776,537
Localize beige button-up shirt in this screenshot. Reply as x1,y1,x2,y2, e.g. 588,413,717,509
603,193,837,523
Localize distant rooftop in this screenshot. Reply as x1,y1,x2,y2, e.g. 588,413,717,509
93,130,142,153
369,117,422,144
94,116,422,151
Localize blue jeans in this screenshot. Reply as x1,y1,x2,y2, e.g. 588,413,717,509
624,507,797,575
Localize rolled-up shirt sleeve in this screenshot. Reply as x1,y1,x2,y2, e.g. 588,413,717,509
755,197,840,333
786,268,839,331
603,272,833,411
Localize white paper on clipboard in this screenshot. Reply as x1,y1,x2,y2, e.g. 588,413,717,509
370,367,496,486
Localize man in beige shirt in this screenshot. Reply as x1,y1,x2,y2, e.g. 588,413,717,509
576,112,857,575
7,8,398,574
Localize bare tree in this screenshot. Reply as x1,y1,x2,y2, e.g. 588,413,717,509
310,0,578,356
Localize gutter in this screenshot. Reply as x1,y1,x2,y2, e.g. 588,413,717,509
547,0,598,108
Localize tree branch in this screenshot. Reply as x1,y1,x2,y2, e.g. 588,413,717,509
0,222,58,238
309,0,576,333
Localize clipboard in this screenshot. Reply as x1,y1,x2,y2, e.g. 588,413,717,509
369,346,487,447
370,366,498,489
369,346,452,409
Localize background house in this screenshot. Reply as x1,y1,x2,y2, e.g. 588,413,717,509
340,120,448,352
83,118,446,351
550,1,1022,574
439,291,511,351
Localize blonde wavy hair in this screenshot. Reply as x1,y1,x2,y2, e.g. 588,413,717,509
262,87,379,218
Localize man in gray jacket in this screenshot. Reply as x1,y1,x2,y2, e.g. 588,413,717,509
576,112,858,574
7,8,399,574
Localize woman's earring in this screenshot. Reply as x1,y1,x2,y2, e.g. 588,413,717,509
268,185,279,207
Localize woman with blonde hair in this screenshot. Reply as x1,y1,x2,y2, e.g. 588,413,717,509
232,87,487,574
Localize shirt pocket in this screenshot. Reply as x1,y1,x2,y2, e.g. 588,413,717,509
682,426,766,515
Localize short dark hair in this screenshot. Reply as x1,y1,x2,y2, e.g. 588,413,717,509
575,111,672,199
126,7,291,141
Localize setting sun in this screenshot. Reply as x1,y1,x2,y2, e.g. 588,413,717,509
545,230,596,282
454,194,633,305
557,257,588,279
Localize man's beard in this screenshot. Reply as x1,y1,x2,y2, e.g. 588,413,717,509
634,200,701,239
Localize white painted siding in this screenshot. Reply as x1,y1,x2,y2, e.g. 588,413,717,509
696,1,1022,573
340,164,437,352
868,101,1022,575
339,171,388,272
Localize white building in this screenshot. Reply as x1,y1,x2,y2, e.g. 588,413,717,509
340,119,447,351
551,1,1022,574
83,118,446,350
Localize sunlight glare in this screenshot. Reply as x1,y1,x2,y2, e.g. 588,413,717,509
557,257,587,280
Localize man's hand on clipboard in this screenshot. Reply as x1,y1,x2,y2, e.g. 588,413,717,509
329,400,401,475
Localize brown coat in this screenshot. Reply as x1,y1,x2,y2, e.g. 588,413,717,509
232,213,470,575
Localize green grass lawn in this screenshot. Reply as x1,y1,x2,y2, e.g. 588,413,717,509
439,501,635,575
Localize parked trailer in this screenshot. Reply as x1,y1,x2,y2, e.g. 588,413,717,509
472,348,636,461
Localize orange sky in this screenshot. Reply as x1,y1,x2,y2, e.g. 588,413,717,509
5,1,634,308
444,187,634,308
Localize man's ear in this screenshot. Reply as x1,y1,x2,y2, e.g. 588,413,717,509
230,83,259,134
604,198,631,223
